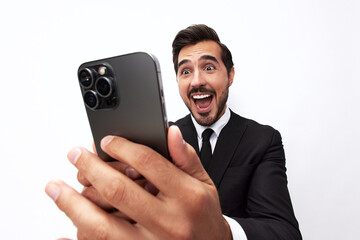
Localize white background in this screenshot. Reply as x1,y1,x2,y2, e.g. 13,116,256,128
1,0,359,239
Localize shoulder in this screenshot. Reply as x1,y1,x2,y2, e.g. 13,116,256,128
229,110,282,143
230,110,278,132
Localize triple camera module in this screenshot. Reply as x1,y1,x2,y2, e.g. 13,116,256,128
78,65,118,110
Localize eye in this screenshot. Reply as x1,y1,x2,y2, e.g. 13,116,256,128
205,65,215,71
181,69,191,75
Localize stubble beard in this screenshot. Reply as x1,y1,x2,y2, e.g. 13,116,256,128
187,83,229,127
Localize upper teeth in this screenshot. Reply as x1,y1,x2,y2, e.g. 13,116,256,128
193,94,210,99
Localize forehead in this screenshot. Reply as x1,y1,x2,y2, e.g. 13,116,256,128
178,41,222,62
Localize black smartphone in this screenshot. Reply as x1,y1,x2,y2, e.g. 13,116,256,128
77,52,169,161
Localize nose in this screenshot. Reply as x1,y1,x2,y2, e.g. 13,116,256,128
190,70,206,88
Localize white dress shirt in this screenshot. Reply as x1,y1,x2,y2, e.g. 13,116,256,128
190,106,248,240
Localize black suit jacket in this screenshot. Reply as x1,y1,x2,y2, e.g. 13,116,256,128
174,111,302,240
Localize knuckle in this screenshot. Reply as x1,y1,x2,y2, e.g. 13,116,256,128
169,224,194,240
136,148,158,170
186,185,208,205
92,223,109,240
109,161,128,172
77,221,109,240
102,179,127,204
195,188,209,204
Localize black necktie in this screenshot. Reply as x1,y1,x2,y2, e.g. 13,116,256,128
200,128,214,171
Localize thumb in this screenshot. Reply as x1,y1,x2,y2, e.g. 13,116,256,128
168,125,213,185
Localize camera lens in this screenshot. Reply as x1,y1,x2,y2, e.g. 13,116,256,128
79,68,94,88
96,77,113,97
84,90,99,109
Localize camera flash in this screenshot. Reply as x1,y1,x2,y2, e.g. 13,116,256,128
99,66,107,75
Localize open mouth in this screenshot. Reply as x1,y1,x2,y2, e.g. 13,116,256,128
192,94,213,112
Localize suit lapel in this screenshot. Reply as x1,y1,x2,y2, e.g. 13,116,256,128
207,111,248,188
175,112,248,188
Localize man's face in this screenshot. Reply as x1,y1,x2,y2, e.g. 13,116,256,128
177,41,234,126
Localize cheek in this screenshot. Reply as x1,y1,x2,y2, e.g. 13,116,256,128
178,81,188,99
214,82,229,99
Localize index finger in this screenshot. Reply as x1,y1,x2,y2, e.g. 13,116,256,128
45,180,137,238
67,147,165,230
100,126,207,198
78,161,139,187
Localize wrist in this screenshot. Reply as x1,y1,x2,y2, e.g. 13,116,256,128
223,216,233,240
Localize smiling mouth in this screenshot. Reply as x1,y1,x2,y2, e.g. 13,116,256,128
192,94,213,111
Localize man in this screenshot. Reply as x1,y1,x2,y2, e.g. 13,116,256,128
46,24,301,239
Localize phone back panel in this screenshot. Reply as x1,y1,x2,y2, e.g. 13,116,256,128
78,52,169,161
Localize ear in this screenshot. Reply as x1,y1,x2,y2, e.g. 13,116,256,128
228,67,235,87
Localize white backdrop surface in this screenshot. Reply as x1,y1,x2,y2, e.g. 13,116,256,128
0,0,359,239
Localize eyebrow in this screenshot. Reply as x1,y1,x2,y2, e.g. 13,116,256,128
200,55,219,64
177,55,220,70
178,59,190,69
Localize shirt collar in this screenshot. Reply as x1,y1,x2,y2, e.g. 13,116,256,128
191,106,231,140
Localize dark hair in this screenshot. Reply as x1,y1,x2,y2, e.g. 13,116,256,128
172,24,234,75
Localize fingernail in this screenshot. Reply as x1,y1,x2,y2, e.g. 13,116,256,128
45,181,61,201
125,167,141,179
67,147,82,165
101,136,114,147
